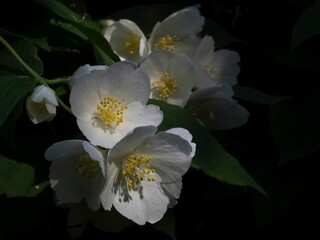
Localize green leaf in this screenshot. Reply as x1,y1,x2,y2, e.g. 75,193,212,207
233,85,291,105
0,99,24,147
152,209,176,240
0,75,37,126
0,40,44,75
0,28,50,51
0,155,35,197
292,0,320,50
270,94,320,164
149,99,267,195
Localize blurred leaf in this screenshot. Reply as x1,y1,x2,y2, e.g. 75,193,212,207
152,209,176,240
270,94,320,164
292,0,320,50
107,4,180,35
0,75,37,127
32,0,99,30
0,155,34,197
71,22,120,64
0,40,43,75
203,17,237,49
149,99,266,195
25,181,50,197
0,99,23,147
34,0,119,65
234,85,291,105
0,28,50,51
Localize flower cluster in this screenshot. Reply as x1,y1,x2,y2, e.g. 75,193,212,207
24,5,249,226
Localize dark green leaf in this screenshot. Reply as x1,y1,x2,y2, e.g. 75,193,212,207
0,99,24,147
107,4,180,35
0,40,44,75
233,85,291,105
152,209,176,240
270,94,320,164
0,155,35,197
0,75,37,126
292,0,320,50
25,181,50,197
149,99,266,195
0,28,50,51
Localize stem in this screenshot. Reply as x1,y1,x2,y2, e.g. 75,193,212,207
45,77,71,85
0,35,44,83
0,35,73,115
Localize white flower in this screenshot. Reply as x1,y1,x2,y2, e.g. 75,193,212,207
26,85,58,124
139,51,195,107
103,19,149,63
185,85,249,130
69,61,163,149
148,6,204,56
100,126,195,225
70,64,108,88
194,36,240,87
44,140,105,210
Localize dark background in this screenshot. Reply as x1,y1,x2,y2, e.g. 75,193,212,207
1,0,319,239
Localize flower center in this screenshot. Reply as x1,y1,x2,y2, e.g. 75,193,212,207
38,100,47,109
154,35,181,52
73,154,99,182
203,64,217,79
152,72,177,99
93,97,127,132
123,35,140,55
121,154,156,190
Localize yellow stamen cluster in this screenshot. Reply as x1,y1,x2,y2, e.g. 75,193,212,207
95,97,127,129
152,72,177,99
73,154,99,182
122,154,156,190
38,100,47,109
123,35,140,55
204,64,217,78
154,35,181,52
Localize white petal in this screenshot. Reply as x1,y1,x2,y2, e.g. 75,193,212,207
150,6,204,40
70,64,108,87
77,119,124,149
100,159,121,210
161,178,182,208
26,98,54,124
113,177,169,225
167,54,195,106
117,102,163,136
32,85,58,106
165,128,196,157
194,35,215,60
138,132,193,183
70,70,105,121
139,51,173,80
212,49,240,76
99,61,150,104
82,141,106,176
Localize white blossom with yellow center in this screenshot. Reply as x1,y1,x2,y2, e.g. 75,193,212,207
139,51,195,107
148,6,204,55
103,19,149,63
26,85,58,124
100,126,195,225
45,140,105,210
193,35,241,88
69,61,163,149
